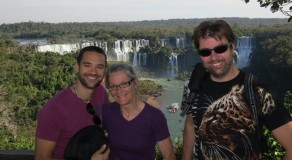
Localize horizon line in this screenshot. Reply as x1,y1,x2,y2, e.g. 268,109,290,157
1,17,290,25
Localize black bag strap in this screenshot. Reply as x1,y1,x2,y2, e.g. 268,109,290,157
245,73,259,129
180,63,207,117
244,73,263,156
188,62,207,92
180,91,197,117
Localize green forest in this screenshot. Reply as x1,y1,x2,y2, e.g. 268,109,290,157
0,18,292,159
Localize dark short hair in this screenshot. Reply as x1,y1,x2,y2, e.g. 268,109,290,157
105,63,137,88
76,46,107,66
191,20,236,49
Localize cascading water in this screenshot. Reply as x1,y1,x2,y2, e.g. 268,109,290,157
142,53,147,65
161,39,170,47
114,40,132,62
236,36,255,69
167,54,178,78
133,52,147,67
133,52,138,67
37,41,107,55
176,37,185,48
37,39,149,62
161,37,186,48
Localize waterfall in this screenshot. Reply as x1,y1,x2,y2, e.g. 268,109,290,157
176,39,180,48
139,53,142,66
131,39,149,66
37,44,79,55
236,36,255,68
133,52,138,67
162,37,186,49
134,39,149,51
112,40,130,61
161,39,170,47
36,39,148,62
143,53,147,65
114,39,150,62
176,37,185,48
167,54,178,78
116,41,121,61
133,52,147,67
37,41,107,55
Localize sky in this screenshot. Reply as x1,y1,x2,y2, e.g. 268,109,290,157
0,0,289,24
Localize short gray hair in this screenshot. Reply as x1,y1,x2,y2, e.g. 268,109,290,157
105,63,137,88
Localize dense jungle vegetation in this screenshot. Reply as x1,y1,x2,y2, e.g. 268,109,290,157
0,18,291,159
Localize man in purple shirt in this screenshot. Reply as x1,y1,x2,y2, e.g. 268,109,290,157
35,46,109,160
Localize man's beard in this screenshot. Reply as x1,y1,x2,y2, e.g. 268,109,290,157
206,58,233,79
78,74,103,89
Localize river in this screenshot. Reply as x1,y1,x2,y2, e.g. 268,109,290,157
143,78,185,142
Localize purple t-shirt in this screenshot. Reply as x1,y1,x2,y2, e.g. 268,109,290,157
102,102,170,160
35,84,109,158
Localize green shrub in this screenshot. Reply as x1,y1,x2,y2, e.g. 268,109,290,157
0,127,34,150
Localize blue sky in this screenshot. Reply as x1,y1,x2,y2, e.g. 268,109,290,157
0,0,288,24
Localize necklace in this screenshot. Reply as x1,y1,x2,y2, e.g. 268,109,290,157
73,84,90,103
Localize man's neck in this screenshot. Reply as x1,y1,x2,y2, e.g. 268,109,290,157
72,82,94,103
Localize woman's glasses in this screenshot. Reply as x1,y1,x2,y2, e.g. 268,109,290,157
86,103,101,125
108,79,134,91
198,42,232,57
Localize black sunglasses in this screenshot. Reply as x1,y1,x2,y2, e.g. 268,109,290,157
198,42,232,57
86,103,101,125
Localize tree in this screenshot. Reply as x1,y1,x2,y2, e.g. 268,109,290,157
244,0,292,22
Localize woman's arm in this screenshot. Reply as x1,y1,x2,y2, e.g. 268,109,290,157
157,137,176,160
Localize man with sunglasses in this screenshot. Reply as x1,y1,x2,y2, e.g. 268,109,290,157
35,46,110,160
180,20,292,160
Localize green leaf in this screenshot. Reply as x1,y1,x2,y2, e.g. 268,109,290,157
288,16,292,22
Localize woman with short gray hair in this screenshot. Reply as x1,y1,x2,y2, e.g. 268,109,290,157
102,63,175,160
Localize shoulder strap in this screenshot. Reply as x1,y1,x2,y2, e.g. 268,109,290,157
180,91,197,117
244,73,263,156
245,73,259,128
180,63,207,117
188,62,207,92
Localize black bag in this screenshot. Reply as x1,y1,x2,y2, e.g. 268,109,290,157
64,125,108,160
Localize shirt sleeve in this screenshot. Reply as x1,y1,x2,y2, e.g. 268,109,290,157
35,103,62,141
180,80,195,117
153,109,170,142
258,87,292,130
